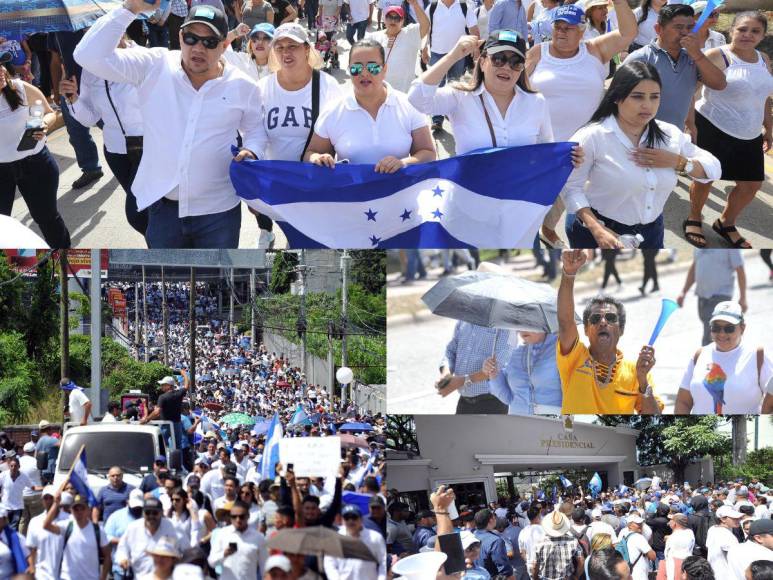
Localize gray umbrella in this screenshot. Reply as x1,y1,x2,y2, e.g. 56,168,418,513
421,271,580,334
266,526,379,562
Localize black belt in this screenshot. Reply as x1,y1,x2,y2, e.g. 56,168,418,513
580,208,657,233
460,393,497,402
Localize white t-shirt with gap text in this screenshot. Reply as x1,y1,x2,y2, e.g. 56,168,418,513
314,85,428,164
257,71,345,161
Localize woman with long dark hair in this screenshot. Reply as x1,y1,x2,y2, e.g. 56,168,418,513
167,487,202,548
0,58,71,248
563,61,721,249
408,30,583,163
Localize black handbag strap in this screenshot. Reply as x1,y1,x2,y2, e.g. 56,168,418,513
300,69,321,161
104,80,127,137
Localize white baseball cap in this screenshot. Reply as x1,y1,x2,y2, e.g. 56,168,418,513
460,530,481,550
265,554,292,572
158,376,176,386
23,442,36,453
716,505,743,519
60,491,74,506
128,489,145,508
710,301,743,325
627,514,644,524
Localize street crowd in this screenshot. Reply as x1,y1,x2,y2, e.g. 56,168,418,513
1,0,770,249
0,279,388,579
387,475,773,579
433,249,772,415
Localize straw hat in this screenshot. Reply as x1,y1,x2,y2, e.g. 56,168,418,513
541,510,571,537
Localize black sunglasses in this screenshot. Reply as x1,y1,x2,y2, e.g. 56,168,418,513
489,52,524,71
231,512,248,519
710,323,738,334
588,312,619,325
182,31,221,50
144,510,161,516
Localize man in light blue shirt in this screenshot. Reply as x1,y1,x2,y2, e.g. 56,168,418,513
486,0,528,41
437,321,513,414
104,489,143,580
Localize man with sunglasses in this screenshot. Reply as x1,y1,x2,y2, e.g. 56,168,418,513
323,504,386,580
208,500,268,580
556,250,662,414
74,0,268,249
115,497,184,577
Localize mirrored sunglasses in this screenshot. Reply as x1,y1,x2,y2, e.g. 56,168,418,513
349,62,383,76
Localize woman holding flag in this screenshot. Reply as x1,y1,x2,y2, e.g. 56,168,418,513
674,300,773,415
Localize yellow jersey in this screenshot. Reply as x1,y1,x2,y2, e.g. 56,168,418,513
557,338,658,414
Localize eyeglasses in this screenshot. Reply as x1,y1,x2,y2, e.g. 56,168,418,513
144,510,161,516
349,62,383,76
489,52,524,71
182,32,222,50
588,312,619,325
710,323,738,334
385,13,402,21
231,513,248,520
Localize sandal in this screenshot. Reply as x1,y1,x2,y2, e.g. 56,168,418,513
539,227,568,249
712,219,752,249
682,219,706,248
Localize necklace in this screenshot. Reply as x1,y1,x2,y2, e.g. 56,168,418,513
590,353,620,390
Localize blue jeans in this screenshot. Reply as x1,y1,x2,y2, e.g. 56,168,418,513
429,51,466,126
405,249,426,280
104,148,148,235
147,22,169,48
145,199,241,248
346,20,368,44
59,95,101,172
0,147,71,248
567,211,665,249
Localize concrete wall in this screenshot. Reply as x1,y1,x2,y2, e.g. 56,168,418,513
642,458,715,487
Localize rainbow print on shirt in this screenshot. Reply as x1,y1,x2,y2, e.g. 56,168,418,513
703,363,728,414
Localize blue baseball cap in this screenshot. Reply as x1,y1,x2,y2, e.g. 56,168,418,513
552,4,586,25
250,23,275,38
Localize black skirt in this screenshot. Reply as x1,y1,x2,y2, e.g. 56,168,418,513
695,111,765,182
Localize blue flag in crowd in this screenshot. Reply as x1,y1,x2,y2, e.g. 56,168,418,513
619,483,629,494
231,143,575,249
589,472,603,498
290,404,310,426
560,475,572,488
1,526,27,574
552,485,558,504
342,491,372,515
69,448,98,507
258,413,283,481
355,451,379,488
0,0,124,37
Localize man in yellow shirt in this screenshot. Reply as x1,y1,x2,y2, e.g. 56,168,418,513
557,250,662,414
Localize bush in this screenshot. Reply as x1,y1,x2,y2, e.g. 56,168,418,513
0,332,45,424
715,448,773,484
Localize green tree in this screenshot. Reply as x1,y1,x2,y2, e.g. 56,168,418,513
350,251,386,294
269,252,299,294
27,255,60,375
715,447,773,483
0,332,45,424
0,252,25,331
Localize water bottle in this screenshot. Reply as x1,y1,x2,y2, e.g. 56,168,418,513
27,99,45,130
619,233,644,249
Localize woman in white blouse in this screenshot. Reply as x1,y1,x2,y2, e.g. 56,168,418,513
564,61,721,249
304,39,436,171
222,22,275,82
408,30,583,166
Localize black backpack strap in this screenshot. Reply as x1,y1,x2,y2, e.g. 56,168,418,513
629,532,644,568
429,1,468,49
58,521,74,577
300,69,321,161
104,80,127,137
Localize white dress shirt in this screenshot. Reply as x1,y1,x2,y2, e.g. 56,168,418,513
0,471,33,510
66,66,143,155
564,116,721,226
74,7,268,217
408,82,553,154
323,527,386,580
208,524,268,580
115,517,185,577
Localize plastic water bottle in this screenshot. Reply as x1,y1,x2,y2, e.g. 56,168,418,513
619,233,644,249
27,99,45,130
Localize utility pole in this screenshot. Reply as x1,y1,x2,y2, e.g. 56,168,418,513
189,268,196,392
142,265,148,363
90,249,102,418
229,268,235,338
340,250,350,405
59,251,69,380
250,268,256,351
327,321,335,399
161,266,168,366
134,282,140,347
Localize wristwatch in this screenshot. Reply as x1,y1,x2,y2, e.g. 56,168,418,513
463,374,472,388
639,383,653,398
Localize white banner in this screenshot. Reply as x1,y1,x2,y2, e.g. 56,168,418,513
279,436,341,478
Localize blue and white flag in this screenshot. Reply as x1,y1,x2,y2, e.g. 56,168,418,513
690,0,723,33
289,404,310,426
619,483,629,494
589,472,603,498
559,475,572,489
231,143,575,249
69,448,98,507
258,413,283,482
355,451,378,488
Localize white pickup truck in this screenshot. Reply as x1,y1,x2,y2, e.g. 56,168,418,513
53,421,183,496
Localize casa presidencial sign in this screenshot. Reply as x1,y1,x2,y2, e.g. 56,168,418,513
540,433,596,450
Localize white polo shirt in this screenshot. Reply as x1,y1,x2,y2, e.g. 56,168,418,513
408,82,553,154
314,84,428,164
349,0,371,23
426,0,478,55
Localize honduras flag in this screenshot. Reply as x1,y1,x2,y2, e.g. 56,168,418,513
69,448,98,507
354,451,378,488
231,143,575,249
559,475,572,489
589,472,603,498
258,413,283,481
290,404,311,426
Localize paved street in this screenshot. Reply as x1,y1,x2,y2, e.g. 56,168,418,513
387,251,772,415
9,21,773,248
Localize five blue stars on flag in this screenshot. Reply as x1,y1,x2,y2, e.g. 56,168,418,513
363,184,445,246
